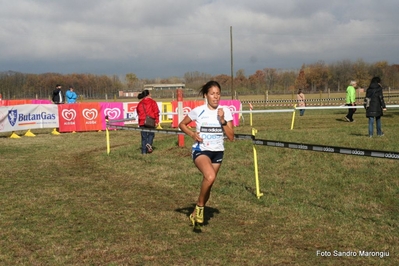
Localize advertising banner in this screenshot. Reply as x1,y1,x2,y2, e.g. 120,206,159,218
171,100,240,128
123,102,162,126
171,100,203,128
100,102,124,130
58,103,102,132
0,104,59,133
220,100,241,126
123,102,139,125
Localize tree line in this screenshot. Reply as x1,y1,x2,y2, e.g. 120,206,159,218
1,59,398,100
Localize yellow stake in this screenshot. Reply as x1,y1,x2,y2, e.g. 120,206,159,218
290,104,297,130
106,120,110,155
252,128,263,199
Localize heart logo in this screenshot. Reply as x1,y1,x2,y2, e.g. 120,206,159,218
175,107,192,115
228,105,237,113
62,109,77,121
82,109,98,120
104,108,121,120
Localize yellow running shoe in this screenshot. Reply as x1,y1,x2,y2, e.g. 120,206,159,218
195,205,204,224
189,214,196,226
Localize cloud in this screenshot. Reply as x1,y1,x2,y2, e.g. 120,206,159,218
0,0,398,78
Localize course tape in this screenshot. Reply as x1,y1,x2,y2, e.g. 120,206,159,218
107,121,399,160
248,137,399,160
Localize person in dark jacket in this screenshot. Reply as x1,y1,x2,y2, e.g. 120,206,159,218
365,77,386,137
136,90,160,154
52,84,64,104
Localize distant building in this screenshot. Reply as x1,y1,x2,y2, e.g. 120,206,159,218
118,91,138,97
118,84,186,97
144,83,185,91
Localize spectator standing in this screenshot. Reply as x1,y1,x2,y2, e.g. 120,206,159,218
365,77,386,137
136,90,160,154
66,86,77,103
296,89,306,116
52,84,64,104
344,80,357,122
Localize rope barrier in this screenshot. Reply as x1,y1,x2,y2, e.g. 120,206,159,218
106,120,399,160
106,120,399,199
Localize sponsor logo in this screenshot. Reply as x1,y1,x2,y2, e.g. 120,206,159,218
62,109,77,121
200,127,223,133
104,108,121,120
82,109,98,120
227,105,237,114
323,147,334,152
352,149,365,156
275,142,284,147
290,144,309,150
8,110,17,127
385,153,399,159
175,106,192,115
7,109,56,126
127,103,137,112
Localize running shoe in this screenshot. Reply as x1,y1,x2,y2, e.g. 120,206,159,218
146,144,153,153
189,214,196,226
195,205,204,224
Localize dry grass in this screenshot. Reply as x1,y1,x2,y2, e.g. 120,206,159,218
0,106,398,265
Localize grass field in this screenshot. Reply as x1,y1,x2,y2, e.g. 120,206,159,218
0,105,398,265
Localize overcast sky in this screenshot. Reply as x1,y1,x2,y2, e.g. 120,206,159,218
1,0,398,79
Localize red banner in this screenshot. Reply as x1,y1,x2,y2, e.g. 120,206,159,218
58,103,102,132
171,100,203,128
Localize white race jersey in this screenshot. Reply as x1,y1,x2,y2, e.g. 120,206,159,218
188,104,233,152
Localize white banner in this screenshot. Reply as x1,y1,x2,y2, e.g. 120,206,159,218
0,104,59,133
123,102,162,125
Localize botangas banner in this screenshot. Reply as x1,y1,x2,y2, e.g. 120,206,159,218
0,104,58,132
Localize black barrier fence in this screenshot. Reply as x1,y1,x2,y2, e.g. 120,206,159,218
107,121,399,161
234,134,399,160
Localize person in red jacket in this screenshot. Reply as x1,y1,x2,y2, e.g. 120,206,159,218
136,90,160,154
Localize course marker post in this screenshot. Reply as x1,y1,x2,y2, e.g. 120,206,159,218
290,104,297,130
105,116,110,155
252,128,263,199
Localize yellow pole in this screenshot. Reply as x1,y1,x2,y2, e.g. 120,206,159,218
252,128,263,199
290,104,297,130
106,119,110,155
